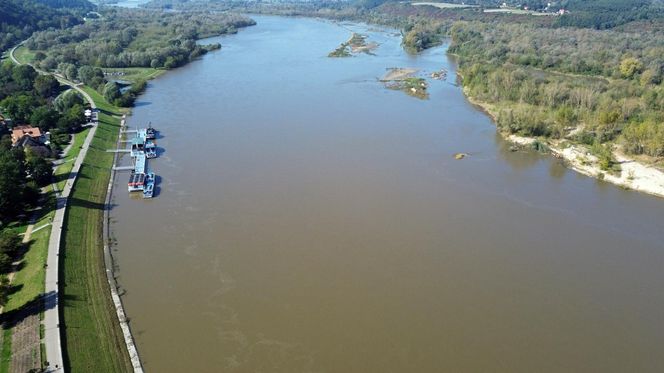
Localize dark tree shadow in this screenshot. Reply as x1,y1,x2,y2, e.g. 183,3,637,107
53,171,77,186
0,291,57,329
68,197,106,210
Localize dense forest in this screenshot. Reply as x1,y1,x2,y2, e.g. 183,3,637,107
21,8,254,105
26,9,254,70
0,0,91,52
449,21,664,157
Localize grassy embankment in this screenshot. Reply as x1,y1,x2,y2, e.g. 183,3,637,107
101,67,165,83
59,87,133,372
54,127,91,192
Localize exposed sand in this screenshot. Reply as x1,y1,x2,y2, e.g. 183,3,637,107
509,134,664,198
351,42,378,53
468,91,664,198
381,67,419,81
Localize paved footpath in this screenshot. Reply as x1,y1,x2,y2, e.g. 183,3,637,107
43,113,97,372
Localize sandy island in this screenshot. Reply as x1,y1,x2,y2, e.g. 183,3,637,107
328,33,378,57
381,68,428,99
380,67,419,81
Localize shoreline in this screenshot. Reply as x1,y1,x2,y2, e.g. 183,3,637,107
463,87,664,199
104,115,144,372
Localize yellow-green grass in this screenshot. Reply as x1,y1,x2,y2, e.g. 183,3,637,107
60,90,132,372
102,67,165,83
412,2,477,8
54,126,91,192
483,8,553,15
12,45,37,65
83,87,130,115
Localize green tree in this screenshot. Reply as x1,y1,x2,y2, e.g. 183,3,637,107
0,152,27,223
103,81,121,102
57,103,85,132
28,156,53,187
620,57,643,79
0,229,21,273
30,106,61,131
33,75,60,98
11,65,38,91
0,94,39,123
53,89,84,113
77,65,103,86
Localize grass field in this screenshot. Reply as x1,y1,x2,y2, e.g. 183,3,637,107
102,67,165,83
483,8,553,15
412,2,477,8
59,88,132,372
54,127,91,192
12,45,36,65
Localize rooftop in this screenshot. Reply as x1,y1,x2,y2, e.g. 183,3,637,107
11,125,43,145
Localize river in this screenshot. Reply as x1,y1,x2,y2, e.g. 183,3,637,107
110,15,664,372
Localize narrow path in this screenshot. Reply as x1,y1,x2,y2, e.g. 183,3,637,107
8,42,22,65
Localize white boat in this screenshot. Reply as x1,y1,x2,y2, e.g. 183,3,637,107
143,172,155,198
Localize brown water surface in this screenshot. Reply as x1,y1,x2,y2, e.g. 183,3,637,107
110,16,664,372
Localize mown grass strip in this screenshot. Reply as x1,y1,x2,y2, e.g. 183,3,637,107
100,67,165,83
60,92,132,372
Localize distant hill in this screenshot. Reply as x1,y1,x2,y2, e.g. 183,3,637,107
358,0,664,28
35,0,95,8
555,0,664,29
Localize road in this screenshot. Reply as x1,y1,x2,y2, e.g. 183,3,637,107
10,41,98,373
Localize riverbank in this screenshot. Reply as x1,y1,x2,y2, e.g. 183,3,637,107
59,89,134,372
463,88,664,198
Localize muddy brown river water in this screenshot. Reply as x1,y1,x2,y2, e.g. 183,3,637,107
110,15,664,372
